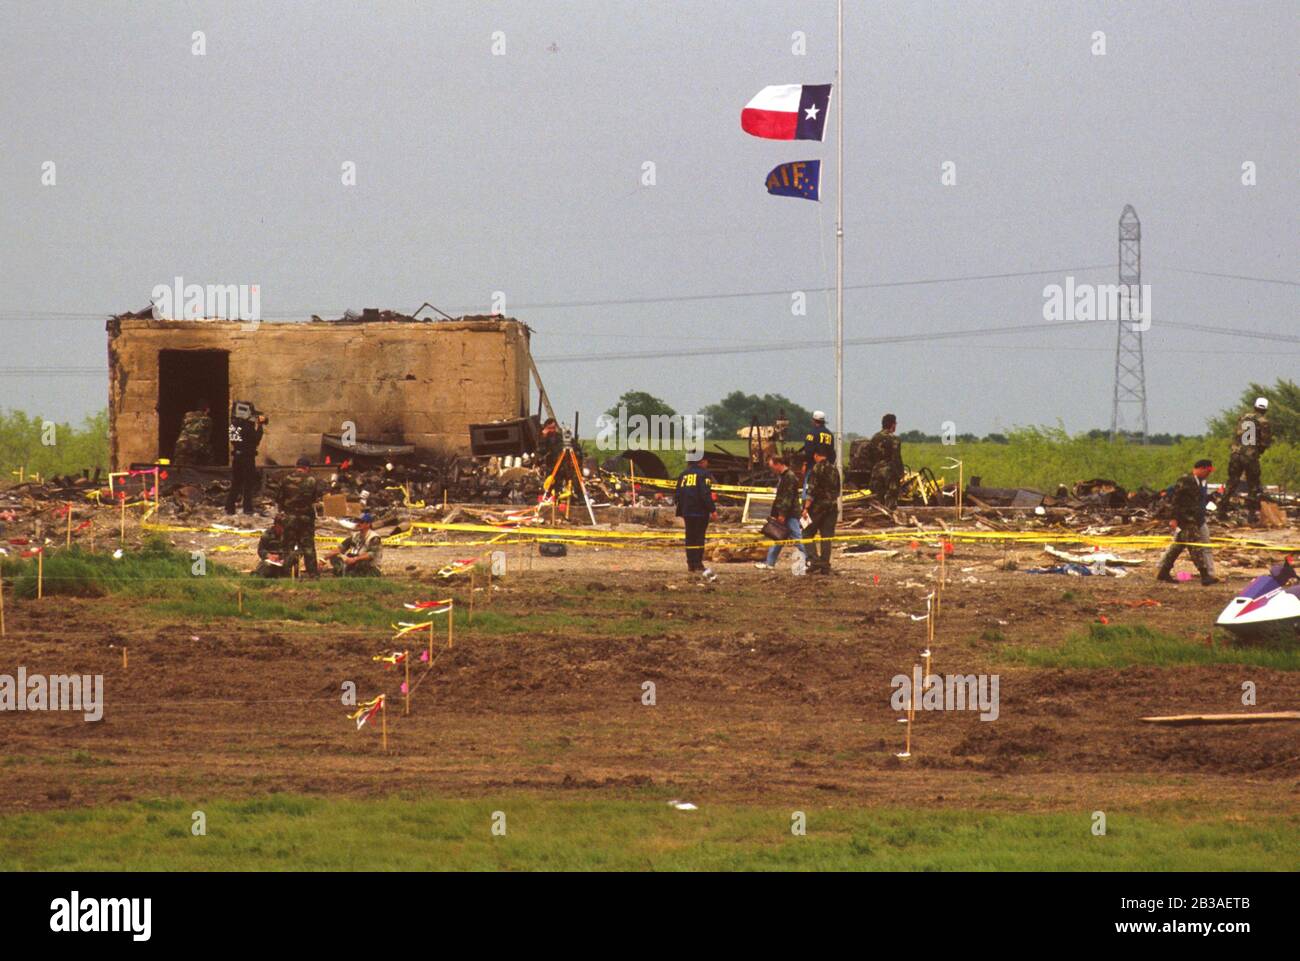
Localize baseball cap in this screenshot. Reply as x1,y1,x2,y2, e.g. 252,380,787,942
1255,397,1269,410
358,512,374,524
813,410,826,421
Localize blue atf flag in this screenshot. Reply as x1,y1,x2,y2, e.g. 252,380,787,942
765,160,820,201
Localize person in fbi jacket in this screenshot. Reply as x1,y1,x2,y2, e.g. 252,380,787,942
675,451,718,581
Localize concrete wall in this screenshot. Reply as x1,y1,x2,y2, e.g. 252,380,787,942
107,316,533,469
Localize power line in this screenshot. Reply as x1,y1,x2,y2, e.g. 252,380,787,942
0,264,1117,322
0,261,1292,322
2,316,1296,375
1150,266,1300,288
534,320,1298,363
533,319,1110,363
1161,320,1300,343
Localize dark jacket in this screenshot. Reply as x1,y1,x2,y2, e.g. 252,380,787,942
277,471,320,515
538,430,564,466
1231,411,1272,456
675,464,716,517
1168,472,1209,528
229,418,264,460
806,460,841,515
257,527,286,560
801,423,836,463
866,430,903,478
770,469,800,520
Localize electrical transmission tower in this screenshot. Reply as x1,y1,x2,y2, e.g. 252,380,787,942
1110,204,1148,442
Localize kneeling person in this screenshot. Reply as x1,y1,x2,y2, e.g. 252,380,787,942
253,515,296,578
329,513,384,577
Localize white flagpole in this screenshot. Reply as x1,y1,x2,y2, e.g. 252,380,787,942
835,0,845,514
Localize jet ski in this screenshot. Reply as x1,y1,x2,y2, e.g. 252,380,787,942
1215,558,1300,637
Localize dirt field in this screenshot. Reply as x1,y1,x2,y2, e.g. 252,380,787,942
3,528,1297,824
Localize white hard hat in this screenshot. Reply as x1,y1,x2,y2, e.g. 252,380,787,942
1255,397,1269,410
813,410,826,421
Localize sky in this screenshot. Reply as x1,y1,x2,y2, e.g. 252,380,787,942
1,0,1296,439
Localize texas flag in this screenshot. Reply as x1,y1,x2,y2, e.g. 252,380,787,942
741,84,832,141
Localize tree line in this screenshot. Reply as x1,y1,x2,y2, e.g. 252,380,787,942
603,378,1298,444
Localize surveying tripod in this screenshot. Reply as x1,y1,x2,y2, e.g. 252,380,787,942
542,428,596,526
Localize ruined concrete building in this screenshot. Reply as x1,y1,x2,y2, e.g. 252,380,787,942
106,311,543,470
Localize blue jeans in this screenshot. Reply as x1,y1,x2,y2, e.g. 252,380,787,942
765,516,807,566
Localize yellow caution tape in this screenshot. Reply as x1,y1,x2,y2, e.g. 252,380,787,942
99,500,1300,554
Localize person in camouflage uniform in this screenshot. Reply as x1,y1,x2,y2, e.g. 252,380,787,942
1219,398,1272,516
276,456,320,576
172,400,213,466
755,453,807,570
252,514,295,578
802,449,841,575
327,513,384,576
865,413,904,508
1157,458,1219,586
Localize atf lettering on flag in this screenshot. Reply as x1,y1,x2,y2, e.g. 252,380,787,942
741,84,832,141
765,160,820,201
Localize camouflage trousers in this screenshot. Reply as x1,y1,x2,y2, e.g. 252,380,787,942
282,514,318,575
1221,451,1263,512
173,437,211,466
870,465,900,508
1158,522,1214,578
253,557,294,578
330,556,381,577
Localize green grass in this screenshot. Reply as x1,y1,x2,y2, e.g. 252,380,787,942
589,428,1300,492
0,794,1292,870
5,405,1298,492
999,622,1300,671
0,536,222,599
0,542,664,635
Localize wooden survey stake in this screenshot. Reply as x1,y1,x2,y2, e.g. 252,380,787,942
1141,711,1300,726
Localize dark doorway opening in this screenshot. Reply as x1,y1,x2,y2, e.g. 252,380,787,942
158,349,230,464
